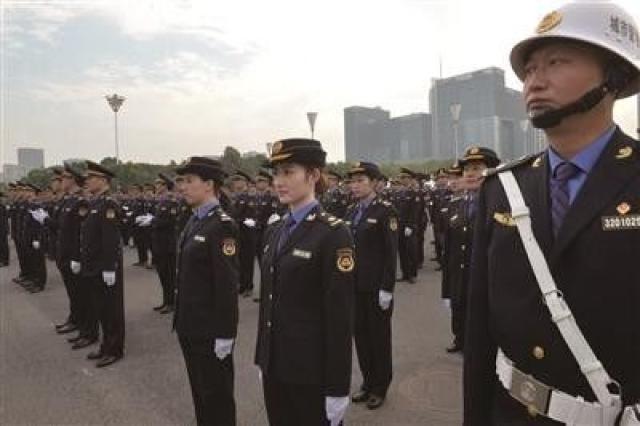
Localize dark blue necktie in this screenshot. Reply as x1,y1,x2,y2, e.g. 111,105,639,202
550,162,580,236
277,215,296,253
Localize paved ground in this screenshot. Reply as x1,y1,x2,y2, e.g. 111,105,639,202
1,235,462,425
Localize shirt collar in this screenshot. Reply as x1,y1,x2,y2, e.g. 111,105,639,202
548,125,616,175
288,199,319,224
194,198,219,220
358,193,376,210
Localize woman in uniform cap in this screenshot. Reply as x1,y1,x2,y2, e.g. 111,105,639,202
255,138,355,426
173,156,239,426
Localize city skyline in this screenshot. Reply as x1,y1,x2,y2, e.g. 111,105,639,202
2,0,640,166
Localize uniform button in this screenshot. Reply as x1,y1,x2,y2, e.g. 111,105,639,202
461,244,466,250
463,226,467,232
270,267,274,273
268,294,273,300
267,321,272,328
533,346,545,360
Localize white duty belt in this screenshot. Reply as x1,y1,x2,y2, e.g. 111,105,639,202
496,170,639,426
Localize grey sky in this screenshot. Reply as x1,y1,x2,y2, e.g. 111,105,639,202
2,0,639,166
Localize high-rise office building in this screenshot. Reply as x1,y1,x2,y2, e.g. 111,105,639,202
387,113,433,162
17,148,44,171
429,67,543,161
344,106,391,163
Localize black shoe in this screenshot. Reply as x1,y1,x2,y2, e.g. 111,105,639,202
55,319,72,330
446,342,463,353
242,290,253,298
67,334,84,343
407,277,416,284
71,337,97,350
96,354,122,368
132,262,145,267
87,350,103,360
0,262,8,267
434,265,442,271
159,305,174,314
352,389,370,403
28,286,44,293
57,323,78,334
145,263,154,270
153,304,166,312
252,297,260,303
396,277,408,282
366,394,385,410
13,276,26,284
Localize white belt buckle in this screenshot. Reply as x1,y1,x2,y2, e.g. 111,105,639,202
509,367,552,416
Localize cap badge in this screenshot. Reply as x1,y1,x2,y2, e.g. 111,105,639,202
536,10,562,34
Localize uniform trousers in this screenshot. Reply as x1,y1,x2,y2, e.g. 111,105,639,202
398,231,418,279
57,261,80,324
178,336,236,426
88,274,125,356
262,374,331,426
153,251,176,307
354,292,393,397
238,228,257,293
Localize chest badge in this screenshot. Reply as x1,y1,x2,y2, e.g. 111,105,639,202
493,212,516,227
336,248,355,273
616,202,631,215
222,238,237,256
616,146,633,159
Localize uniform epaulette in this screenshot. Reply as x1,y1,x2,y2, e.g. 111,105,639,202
483,153,541,177
217,209,233,222
318,212,344,228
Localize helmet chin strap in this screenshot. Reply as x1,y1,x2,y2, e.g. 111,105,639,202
529,83,610,129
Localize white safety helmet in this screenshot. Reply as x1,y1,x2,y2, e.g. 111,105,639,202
510,1,640,98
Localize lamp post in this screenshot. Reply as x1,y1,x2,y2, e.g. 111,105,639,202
105,93,126,163
307,112,318,139
449,103,462,158
520,119,530,155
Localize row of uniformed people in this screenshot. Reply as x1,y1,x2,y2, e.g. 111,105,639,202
3,162,126,368
432,148,501,355
174,139,403,425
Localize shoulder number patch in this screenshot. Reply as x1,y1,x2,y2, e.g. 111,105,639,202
222,238,237,256
106,208,116,219
336,248,355,273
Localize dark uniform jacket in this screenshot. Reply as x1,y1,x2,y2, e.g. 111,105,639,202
173,206,239,340
344,197,398,293
321,187,349,219
55,192,85,264
150,197,178,254
394,188,420,230
442,192,475,302
79,193,122,277
464,128,640,424
255,205,355,396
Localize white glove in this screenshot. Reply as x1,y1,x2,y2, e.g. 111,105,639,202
140,214,154,227
70,261,81,274
621,404,640,425
404,227,413,237
125,211,133,217
379,290,393,310
102,271,116,287
214,338,234,360
30,208,49,224
267,213,280,225
325,396,349,426
243,218,256,228
442,298,451,310
134,215,146,225
32,240,41,250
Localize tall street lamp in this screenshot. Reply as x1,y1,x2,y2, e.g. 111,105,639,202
105,93,126,163
449,103,462,159
307,112,318,139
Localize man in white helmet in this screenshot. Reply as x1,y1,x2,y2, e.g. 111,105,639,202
464,2,640,425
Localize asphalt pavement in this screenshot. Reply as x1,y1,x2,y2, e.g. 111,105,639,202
1,236,462,425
